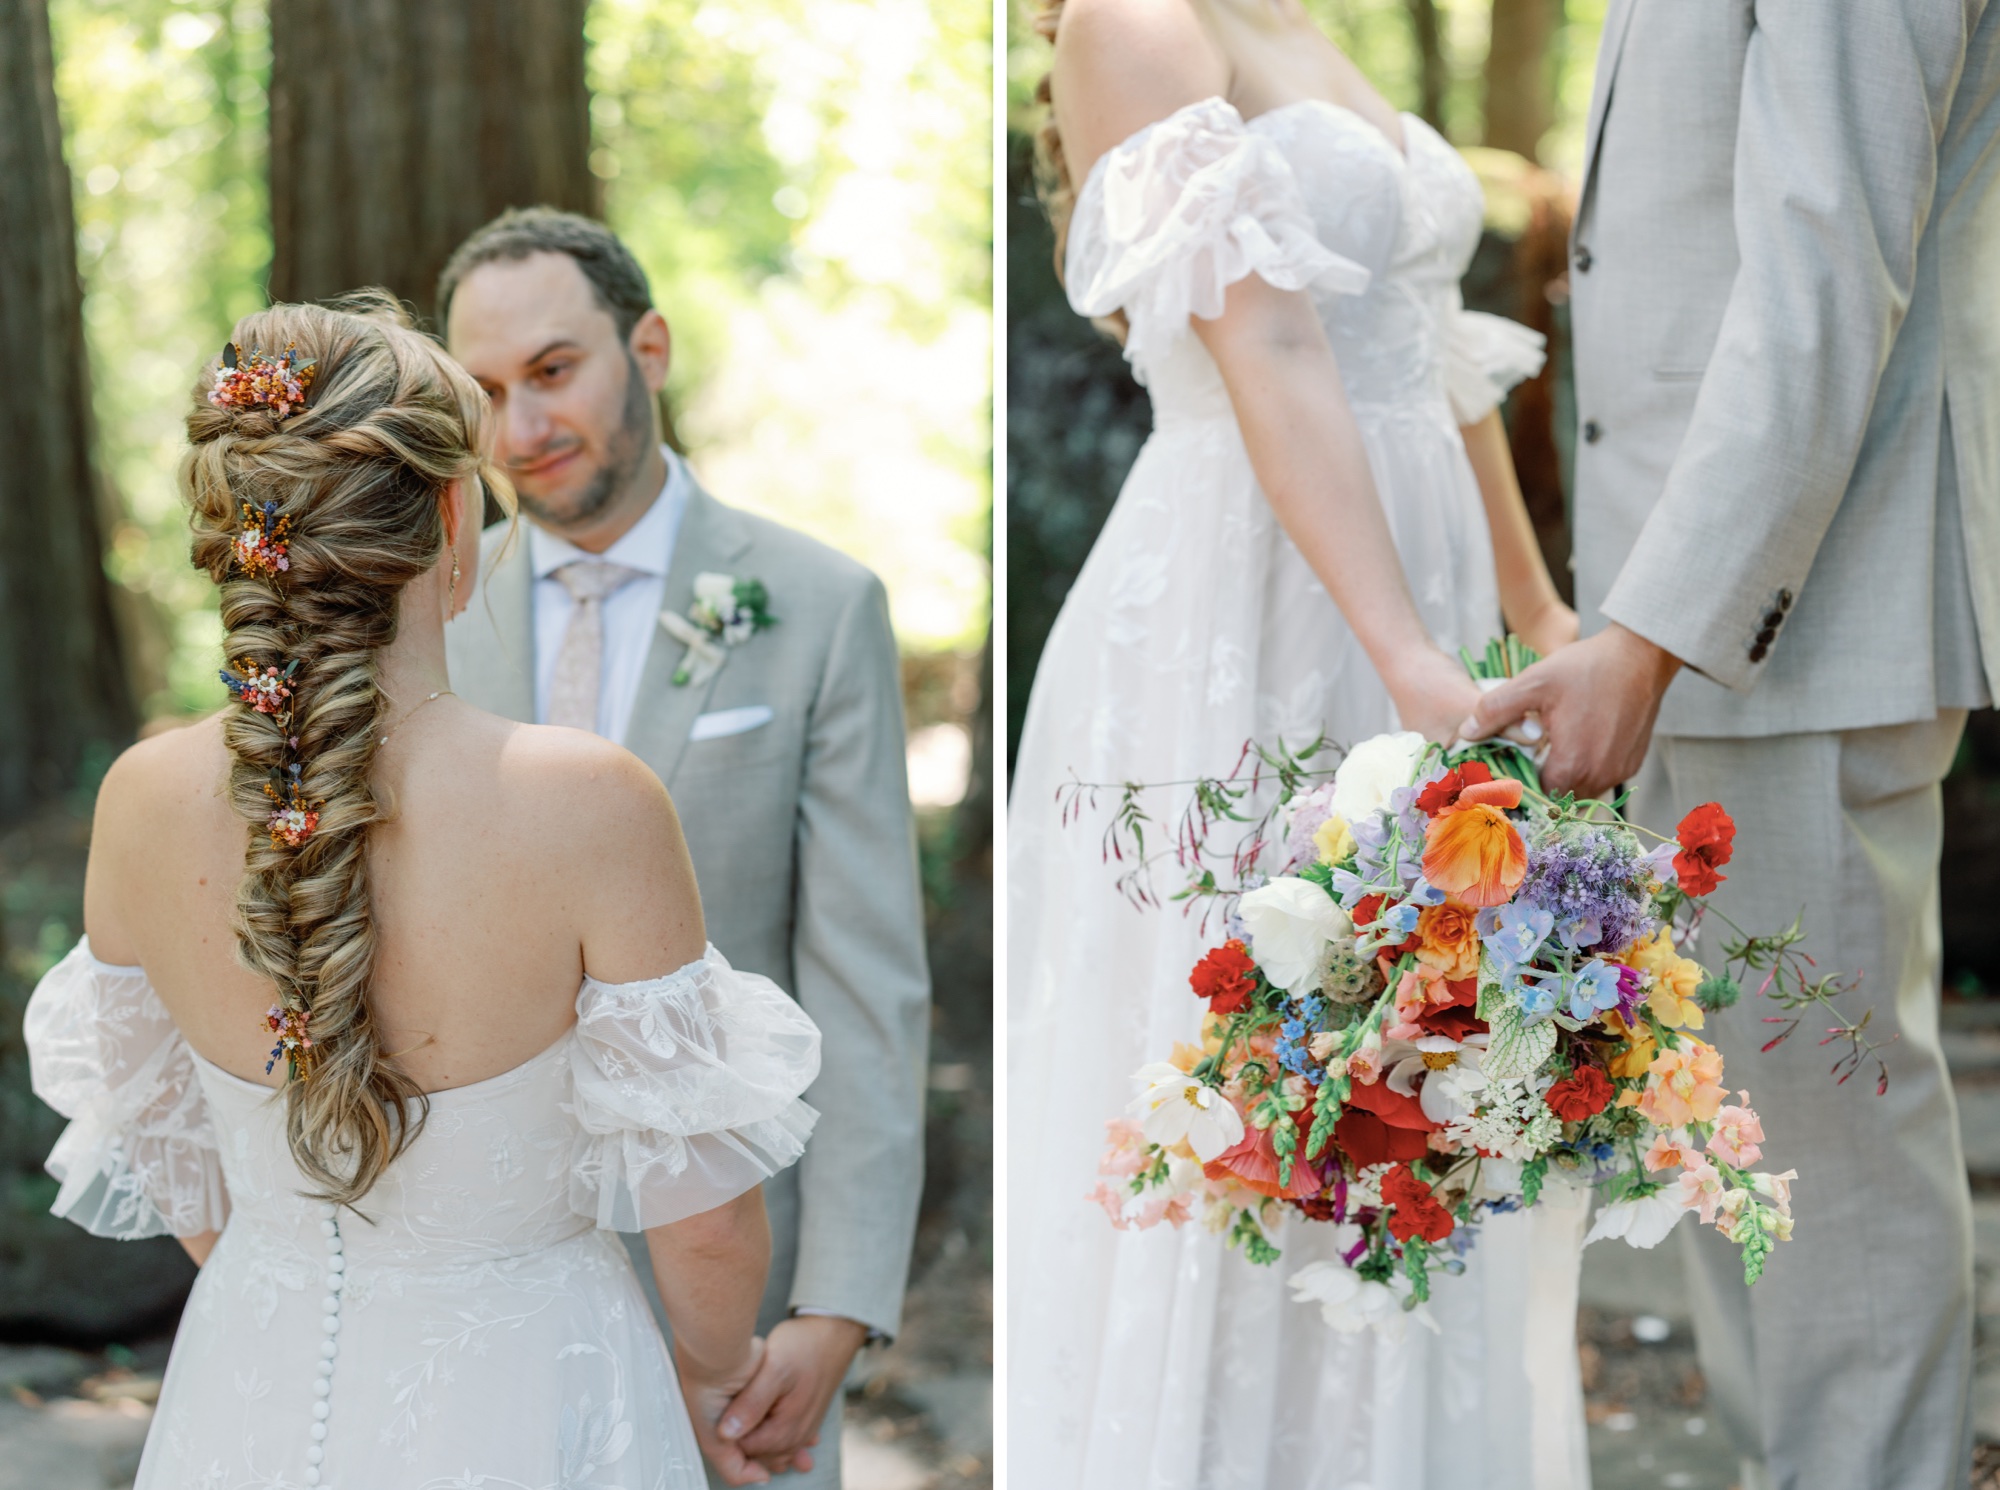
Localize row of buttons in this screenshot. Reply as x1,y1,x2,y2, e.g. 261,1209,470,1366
1749,589,1794,662
307,1203,345,1486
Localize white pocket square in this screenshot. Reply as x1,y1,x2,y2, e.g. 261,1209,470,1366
689,705,774,742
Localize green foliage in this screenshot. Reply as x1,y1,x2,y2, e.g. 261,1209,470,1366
1519,1154,1548,1208
1228,1208,1281,1266
1697,972,1742,1012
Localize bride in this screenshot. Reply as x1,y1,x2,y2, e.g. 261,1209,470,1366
24,295,818,1489
1010,1,1587,1486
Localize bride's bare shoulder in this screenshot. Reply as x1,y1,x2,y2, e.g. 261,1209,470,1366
1051,0,1228,174
487,720,683,850
94,713,230,829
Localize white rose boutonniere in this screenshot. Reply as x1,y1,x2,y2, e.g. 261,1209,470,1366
659,572,777,686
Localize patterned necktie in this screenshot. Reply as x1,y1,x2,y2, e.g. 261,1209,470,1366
546,561,645,733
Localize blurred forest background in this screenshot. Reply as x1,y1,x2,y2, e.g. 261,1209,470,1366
1005,0,2000,992
0,1,990,1485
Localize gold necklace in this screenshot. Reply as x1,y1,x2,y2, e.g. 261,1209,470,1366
378,688,454,748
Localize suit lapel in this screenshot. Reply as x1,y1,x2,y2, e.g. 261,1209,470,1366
1579,0,1640,215
626,479,754,789
457,525,536,723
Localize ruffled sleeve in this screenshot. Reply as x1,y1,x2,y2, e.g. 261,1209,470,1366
1065,97,1371,378
567,945,821,1230
1444,301,1547,425
23,939,229,1240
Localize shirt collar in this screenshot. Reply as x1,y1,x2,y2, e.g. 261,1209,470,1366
528,448,690,581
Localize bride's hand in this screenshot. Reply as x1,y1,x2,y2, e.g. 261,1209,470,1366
1382,645,1485,744
681,1337,777,1486
1512,595,1580,660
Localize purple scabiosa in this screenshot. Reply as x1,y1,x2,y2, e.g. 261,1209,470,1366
1515,820,1652,956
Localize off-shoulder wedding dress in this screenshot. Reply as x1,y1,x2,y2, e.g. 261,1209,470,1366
1009,98,1589,1488
24,939,819,1490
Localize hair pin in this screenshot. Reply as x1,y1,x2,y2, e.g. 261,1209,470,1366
211,341,316,419
233,500,292,579
264,1002,317,1079
220,657,299,716
264,762,321,849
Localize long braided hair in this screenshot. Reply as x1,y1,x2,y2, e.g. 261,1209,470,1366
184,291,510,1205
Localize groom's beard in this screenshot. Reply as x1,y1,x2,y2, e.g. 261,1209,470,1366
516,350,654,532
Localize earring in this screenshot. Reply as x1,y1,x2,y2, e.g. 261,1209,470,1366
447,556,461,618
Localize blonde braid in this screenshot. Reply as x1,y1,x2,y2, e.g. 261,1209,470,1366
184,292,513,1205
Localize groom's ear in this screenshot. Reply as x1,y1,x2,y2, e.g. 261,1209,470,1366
628,309,672,395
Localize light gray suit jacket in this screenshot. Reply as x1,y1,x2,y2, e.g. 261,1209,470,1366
1570,0,2000,737
446,480,930,1339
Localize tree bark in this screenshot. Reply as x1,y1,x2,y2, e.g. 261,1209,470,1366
1405,0,1448,130
0,0,135,824
1483,0,1558,160
267,0,596,327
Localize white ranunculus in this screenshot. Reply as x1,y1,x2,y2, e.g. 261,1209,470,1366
1583,1189,1688,1250
1127,1063,1244,1162
1330,731,1426,824
1239,878,1351,994
1288,1260,1439,1341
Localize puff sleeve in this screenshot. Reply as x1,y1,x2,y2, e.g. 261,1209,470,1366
567,945,821,1230
1064,97,1371,379
1443,297,1546,425
23,939,230,1240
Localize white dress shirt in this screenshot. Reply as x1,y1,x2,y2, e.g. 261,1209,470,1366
529,450,691,746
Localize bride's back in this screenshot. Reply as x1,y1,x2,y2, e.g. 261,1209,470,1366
90,703,687,1097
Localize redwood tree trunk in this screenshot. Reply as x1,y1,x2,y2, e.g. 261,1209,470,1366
1483,0,1559,160
267,0,595,325
1405,0,1448,129
0,0,135,823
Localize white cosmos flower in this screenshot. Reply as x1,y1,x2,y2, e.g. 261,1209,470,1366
1239,878,1351,994
1584,1189,1688,1250
1127,1063,1244,1162
1289,1260,1439,1341
1384,1034,1490,1123
1330,731,1427,824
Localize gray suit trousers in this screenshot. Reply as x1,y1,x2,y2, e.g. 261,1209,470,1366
1629,716,1974,1490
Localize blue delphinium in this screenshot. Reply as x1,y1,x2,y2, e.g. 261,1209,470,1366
1515,820,1652,957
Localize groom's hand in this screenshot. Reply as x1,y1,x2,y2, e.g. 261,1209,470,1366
1459,623,1682,801
717,1314,869,1475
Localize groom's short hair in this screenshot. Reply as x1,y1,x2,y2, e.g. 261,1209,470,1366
436,207,654,339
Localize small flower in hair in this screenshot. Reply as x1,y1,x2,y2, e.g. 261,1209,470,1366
220,657,298,716
211,341,316,419
264,1002,317,1079
264,763,321,849
233,500,292,579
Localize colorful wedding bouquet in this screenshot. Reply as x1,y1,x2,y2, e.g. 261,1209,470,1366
1082,647,1865,1337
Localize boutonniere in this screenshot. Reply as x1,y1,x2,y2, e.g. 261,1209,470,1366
659,572,778,686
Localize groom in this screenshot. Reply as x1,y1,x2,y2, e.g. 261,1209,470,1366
1470,4,1999,1488
439,208,930,1488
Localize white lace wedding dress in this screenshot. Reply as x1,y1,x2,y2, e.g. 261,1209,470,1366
1009,98,1590,1488
24,938,820,1490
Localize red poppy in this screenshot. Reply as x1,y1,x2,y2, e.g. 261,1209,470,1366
1333,1108,1433,1168
1416,761,1493,817
1190,939,1258,1013
1543,1065,1614,1122
1674,803,1736,897
1382,1163,1456,1243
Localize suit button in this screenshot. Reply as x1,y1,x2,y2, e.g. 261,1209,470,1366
1582,419,1603,444
1778,588,1794,609
1755,627,1777,645
1749,642,1769,662
1574,244,1594,272
1763,611,1784,629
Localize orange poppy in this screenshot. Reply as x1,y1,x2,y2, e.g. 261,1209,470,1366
1420,802,1528,909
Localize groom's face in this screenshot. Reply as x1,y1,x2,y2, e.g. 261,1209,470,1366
445,252,670,532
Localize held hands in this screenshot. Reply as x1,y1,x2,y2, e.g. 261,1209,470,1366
1458,623,1682,800
709,1314,869,1482
680,1336,777,1486
1385,645,1488,744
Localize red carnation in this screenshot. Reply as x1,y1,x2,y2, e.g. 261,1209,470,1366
1416,761,1493,817
1543,1065,1614,1123
1190,939,1258,1014
1381,1163,1455,1244
1673,803,1736,897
